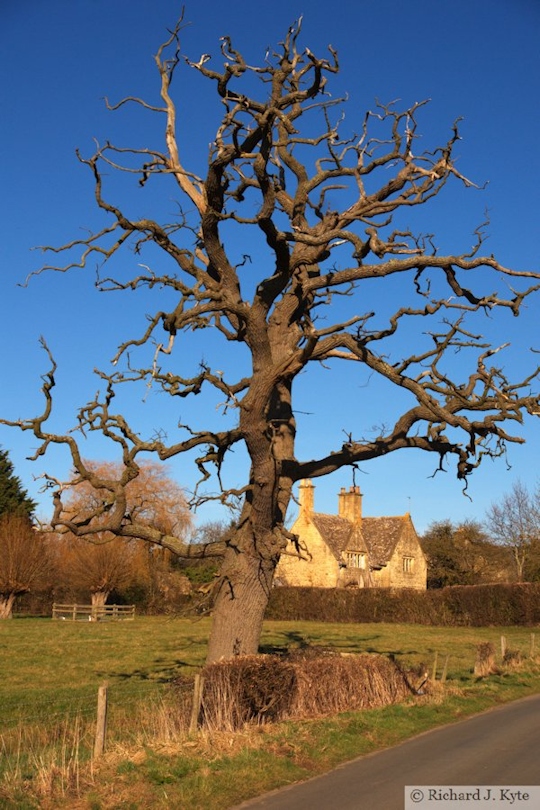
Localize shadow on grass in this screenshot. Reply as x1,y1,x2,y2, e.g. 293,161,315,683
260,630,389,656
97,657,194,683
12,614,50,620
365,646,422,656
259,630,314,655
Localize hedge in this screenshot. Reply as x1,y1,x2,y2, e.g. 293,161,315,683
16,582,540,627
265,583,540,626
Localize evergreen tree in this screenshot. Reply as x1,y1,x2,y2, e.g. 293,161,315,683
0,448,36,519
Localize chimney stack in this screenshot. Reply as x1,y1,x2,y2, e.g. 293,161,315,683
338,486,362,524
298,479,315,516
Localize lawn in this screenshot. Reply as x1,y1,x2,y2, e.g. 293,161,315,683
1,616,539,808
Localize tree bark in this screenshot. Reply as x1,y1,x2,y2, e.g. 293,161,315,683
0,593,16,619
205,373,295,662
91,591,109,609
206,542,276,662
204,369,295,662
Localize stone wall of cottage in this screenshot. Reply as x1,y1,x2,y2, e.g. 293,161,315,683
276,518,340,587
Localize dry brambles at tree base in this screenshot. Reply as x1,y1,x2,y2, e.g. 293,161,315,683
1,13,540,660
189,651,414,731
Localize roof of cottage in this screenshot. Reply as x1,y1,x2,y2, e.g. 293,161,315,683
311,514,356,558
362,516,410,568
308,512,414,569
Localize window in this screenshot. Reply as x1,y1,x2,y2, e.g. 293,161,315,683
403,556,414,573
345,552,366,569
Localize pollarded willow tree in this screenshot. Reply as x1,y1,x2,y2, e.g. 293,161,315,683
0,514,51,618
3,17,540,661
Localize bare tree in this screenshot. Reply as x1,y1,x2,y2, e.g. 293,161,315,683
61,460,192,541
485,480,540,581
0,515,52,618
53,460,192,606
2,17,540,660
54,533,139,608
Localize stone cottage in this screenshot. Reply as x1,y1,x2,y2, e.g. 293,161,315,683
276,480,427,590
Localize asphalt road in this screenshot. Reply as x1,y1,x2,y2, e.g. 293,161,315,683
233,694,540,810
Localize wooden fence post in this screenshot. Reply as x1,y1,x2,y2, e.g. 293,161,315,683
94,682,108,758
431,651,438,682
500,635,507,660
441,655,449,684
531,633,536,659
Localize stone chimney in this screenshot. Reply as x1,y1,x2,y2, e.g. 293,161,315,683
298,479,315,516
338,486,362,525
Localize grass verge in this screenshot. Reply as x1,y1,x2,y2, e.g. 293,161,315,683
43,667,540,810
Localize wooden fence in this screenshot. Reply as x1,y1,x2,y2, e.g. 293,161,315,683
52,603,135,622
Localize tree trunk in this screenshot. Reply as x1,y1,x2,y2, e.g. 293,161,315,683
0,593,16,619
205,363,297,663
205,542,276,662
514,547,526,582
91,591,109,608
204,447,294,663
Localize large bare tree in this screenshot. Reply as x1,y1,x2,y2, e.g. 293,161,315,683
2,17,540,660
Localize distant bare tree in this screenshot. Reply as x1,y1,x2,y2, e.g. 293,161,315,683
485,480,540,581
54,460,192,606
0,515,52,618
61,460,192,541
54,533,138,608
2,16,540,660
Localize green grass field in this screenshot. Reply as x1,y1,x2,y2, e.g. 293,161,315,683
1,616,540,809
1,616,209,731
1,617,537,727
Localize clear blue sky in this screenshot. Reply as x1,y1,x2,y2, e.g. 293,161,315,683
1,0,539,533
